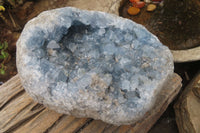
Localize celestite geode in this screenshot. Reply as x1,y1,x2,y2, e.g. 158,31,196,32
17,7,174,125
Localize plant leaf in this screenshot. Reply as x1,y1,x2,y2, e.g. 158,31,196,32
0,6,5,12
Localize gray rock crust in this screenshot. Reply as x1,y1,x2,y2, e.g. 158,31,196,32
17,7,174,125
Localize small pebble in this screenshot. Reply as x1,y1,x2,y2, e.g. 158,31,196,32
129,0,140,3
127,7,140,15
133,1,145,8
152,1,160,4
152,0,162,1
144,0,151,3
147,4,156,12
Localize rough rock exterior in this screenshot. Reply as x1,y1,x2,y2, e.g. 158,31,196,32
174,72,200,133
17,7,174,125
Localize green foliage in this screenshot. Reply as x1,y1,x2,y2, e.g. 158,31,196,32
0,41,9,59
0,41,10,75
0,63,5,75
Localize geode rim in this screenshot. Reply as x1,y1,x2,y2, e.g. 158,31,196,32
17,7,174,125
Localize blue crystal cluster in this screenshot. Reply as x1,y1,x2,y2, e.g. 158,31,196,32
17,7,173,125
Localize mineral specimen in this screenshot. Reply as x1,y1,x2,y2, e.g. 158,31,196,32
17,7,174,125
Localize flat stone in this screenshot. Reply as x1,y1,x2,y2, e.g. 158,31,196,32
174,71,200,133
133,2,146,9
17,7,174,125
147,4,157,12
127,7,140,15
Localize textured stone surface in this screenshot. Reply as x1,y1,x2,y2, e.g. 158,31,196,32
17,7,174,125
174,72,200,133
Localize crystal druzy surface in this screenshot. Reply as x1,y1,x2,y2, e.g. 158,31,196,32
17,7,173,125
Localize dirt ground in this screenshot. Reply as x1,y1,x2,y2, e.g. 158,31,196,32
0,0,200,132
120,0,200,50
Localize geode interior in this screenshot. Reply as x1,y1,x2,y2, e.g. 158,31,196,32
17,7,174,125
